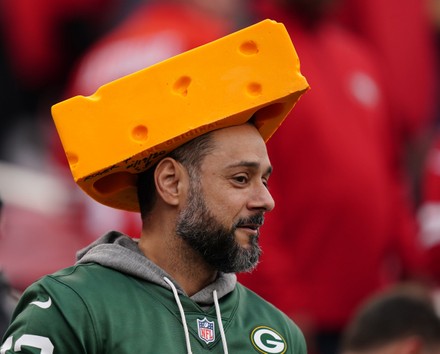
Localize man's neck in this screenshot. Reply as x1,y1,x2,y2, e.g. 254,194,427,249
138,231,217,296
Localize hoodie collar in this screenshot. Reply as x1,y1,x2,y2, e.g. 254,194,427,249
76,231,237,305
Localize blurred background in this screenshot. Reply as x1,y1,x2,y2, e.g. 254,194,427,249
0,0,439,353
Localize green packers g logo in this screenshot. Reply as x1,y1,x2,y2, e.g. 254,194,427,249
250,326,287,354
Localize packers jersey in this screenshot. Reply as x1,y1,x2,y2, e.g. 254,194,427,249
1,263,306,353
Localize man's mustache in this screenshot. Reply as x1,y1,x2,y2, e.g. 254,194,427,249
234,214,265,229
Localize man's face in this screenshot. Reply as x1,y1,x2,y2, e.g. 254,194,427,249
176,124,274,273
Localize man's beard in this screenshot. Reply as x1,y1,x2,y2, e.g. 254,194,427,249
175,181,263,273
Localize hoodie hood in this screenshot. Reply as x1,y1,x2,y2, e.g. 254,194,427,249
76,231,237,306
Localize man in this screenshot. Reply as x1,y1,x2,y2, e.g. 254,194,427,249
1,20,310,353
1,124,306,353
340,286,440,354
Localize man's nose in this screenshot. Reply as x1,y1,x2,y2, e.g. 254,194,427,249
249,183,275,212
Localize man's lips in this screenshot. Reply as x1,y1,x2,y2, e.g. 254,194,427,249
240,224,260,229
237,223,262,233
235,214,264,233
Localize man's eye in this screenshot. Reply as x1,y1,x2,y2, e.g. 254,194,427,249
233,175,248,184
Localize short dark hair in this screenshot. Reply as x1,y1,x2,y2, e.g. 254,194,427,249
137,131,215,220
341,290,440,352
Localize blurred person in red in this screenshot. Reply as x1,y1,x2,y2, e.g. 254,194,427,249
418,137,440,286
412,0,440,289
337,0,438,192
238,1,431,354
49,0,253,240
0,0,122,163
0,0,120,90
64,0,251,97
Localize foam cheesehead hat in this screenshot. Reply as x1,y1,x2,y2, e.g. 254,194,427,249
51,19,310,212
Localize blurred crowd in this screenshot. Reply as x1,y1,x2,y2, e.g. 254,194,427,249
0,0,439,353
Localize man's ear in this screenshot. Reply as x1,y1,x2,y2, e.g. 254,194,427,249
154,157,187,206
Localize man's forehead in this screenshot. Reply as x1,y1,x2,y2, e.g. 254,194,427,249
210,123,262,142
210,125,266,153
206,124,271,167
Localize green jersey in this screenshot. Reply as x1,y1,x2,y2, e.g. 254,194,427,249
1,232,306,353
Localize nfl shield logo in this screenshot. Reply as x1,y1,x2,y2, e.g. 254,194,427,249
197,317,215,344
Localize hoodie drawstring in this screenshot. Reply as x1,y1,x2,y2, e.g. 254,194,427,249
164,277,193,354
213,289,229,354
164,277,229,354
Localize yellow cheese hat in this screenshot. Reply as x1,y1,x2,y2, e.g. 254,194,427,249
51,19,310,212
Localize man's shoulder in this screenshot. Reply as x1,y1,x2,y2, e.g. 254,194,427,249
24,263,157,317
235,282,291,320
48,262,119,281
35,263,132,296
236,282,279,305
